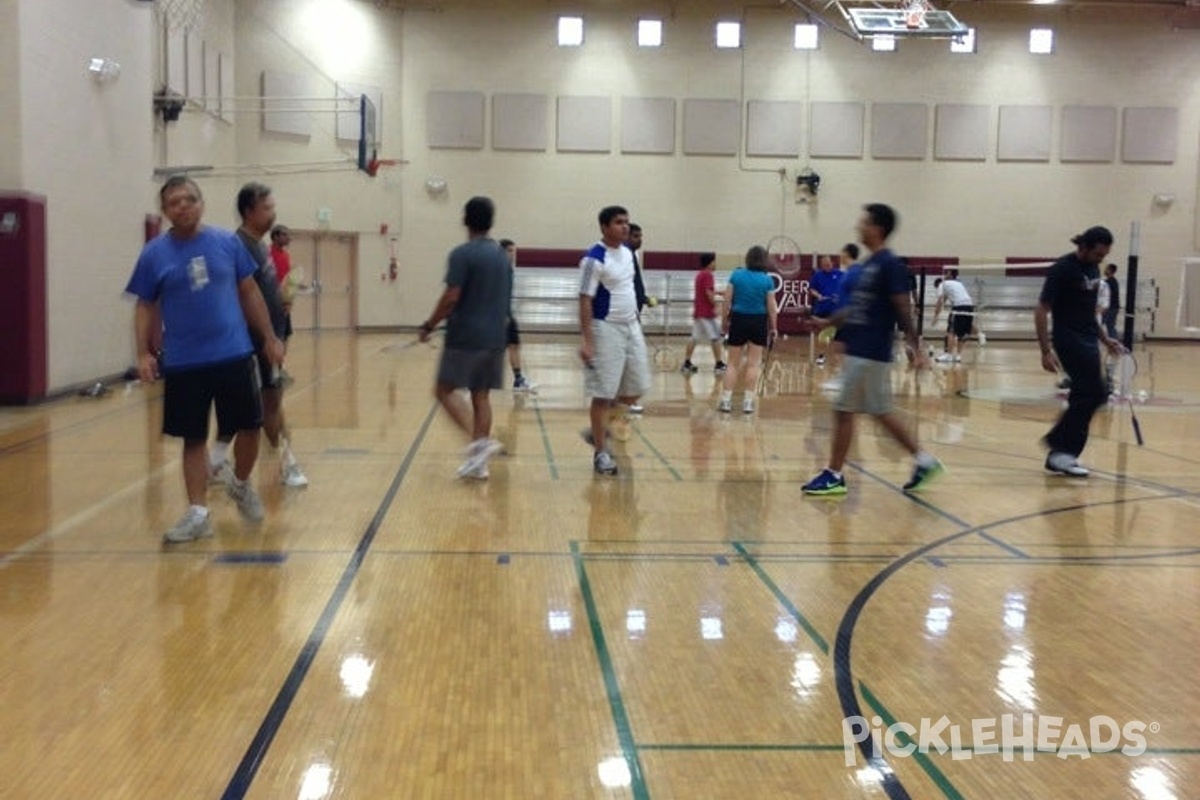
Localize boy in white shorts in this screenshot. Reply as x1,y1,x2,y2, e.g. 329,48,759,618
579,205,652,476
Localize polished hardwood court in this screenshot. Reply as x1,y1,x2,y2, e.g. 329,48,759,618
1,331,1198,799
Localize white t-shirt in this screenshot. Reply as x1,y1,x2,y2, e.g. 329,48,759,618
579,242,639,324
938,278,973,306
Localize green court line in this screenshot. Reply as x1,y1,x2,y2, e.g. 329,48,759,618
732,542,829,655
532,403,560,480
570,541,649,799
632,427,683,481
639,743,846,752
860,682,965,800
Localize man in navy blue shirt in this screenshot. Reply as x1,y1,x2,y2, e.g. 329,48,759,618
803,204,944,496
1035,226,1125,476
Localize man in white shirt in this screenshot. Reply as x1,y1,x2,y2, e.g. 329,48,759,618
579,205,652,476
932,269,975,363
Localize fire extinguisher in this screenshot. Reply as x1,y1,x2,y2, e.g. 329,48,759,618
388,237,398,281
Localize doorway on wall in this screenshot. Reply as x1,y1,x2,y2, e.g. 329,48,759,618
287,230,358,330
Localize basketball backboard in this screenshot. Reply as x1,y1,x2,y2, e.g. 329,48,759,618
357,95,378,174
844,6,969,39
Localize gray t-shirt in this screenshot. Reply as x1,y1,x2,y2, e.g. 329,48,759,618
236,228,288,340
444,237,513,350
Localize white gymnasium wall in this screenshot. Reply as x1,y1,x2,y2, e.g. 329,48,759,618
0,0,22,187
18,0,157,391
225,0,1197,336
12,0,1197,394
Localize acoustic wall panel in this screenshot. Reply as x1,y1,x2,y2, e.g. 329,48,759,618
934,104,988,161
621,97,675,154
746,101,803,157
493,94,548,151
1122,107,1178,164
1061,106,1116,163
998,105,1052,162
262,70,312,137
557,96,611,152
810,102,864,158
682,99,740,156
426,91,485,149
871,103,927,160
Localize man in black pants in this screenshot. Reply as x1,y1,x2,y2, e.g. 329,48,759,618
1035,226,1125,476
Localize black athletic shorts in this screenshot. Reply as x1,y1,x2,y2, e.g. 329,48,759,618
162,355,263,441
949,305,974,339
506,318,520,347
726,312,769,347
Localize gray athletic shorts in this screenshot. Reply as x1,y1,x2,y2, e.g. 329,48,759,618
692,317,722,343
585,320,651,400
835,356,893,415
437,347,505,391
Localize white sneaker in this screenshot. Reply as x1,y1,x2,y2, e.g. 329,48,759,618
1045,451,1089,477
935,353,955,363
717,398,732,413
462,462,490,480
977,332,987,345
281,462,309,487
742,397,755,414
162,508,212,544
226,479,265,522
456,438,502,479
208,460,233,486
821,379,842,393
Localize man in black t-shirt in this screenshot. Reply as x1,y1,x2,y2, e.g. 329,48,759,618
1034,226,1124,476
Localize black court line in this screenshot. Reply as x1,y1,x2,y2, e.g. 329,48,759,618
833,467,1192,800
219,403,438,800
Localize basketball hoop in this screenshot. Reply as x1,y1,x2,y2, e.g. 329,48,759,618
904,0,929,29
365,158,400,177
154,0,205,31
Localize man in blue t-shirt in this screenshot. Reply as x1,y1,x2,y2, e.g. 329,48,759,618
809,253,844,367
419,196,514,480
803,203,944,496
126,176,284,544
1034,226,1125,476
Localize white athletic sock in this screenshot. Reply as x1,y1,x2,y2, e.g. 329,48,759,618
721,389,733,403
189,504,209,519
279,437,297,467
916,451,937,468
209,440,230,468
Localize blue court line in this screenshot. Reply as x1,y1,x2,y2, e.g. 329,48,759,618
633,428,683,481
219,403,438,800
732,542,829,655
211,552,288,565
569,540,649,800
532,404,560,480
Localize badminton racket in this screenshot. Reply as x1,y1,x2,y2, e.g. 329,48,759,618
1116,352,1144,446
757,335,776,397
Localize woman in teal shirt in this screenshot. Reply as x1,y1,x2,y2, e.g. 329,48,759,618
718,245,778,414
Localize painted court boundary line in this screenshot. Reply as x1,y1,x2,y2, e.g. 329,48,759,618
219,403,438,800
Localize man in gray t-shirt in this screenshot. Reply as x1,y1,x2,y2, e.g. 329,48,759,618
418,196,513,480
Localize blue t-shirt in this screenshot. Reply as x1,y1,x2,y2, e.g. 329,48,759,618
838,263,863,310
125,226,257,372
728,268,775,315
838,248,910,362
810,268,844,317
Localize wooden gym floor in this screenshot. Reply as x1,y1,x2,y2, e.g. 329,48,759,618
1,331,1198,799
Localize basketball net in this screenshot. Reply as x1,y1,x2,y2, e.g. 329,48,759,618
155,0,205,32
904,0,929,29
